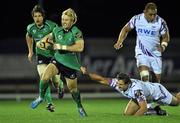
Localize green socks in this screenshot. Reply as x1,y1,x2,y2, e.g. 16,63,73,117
44,86,52,104
71,90,82,108
39,80,49,99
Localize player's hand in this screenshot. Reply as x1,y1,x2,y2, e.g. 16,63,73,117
36,41,46,50
28,52,33,63
114,42,123,50
80,66,88,74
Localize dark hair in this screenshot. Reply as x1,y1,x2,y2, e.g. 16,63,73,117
145,2,157,11
116,73,131,84
31,4,45,18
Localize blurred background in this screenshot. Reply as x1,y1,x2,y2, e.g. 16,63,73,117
0,0,180,99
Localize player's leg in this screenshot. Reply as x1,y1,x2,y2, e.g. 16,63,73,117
155,84,173,115
138,66,150,82
175,92,180,102
37,64,54,110
138,66,153,109
31,55,54,110
136,54,150,82
150,57,167,115
124,99,139,115
169,92,180,106
52,74,65,99
40,63,59,99
66,77,87,117
150,56,162,83
31,63,58,109
137,55,156,110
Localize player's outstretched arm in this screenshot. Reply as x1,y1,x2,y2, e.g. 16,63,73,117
80,66,110,85
88,73,110,85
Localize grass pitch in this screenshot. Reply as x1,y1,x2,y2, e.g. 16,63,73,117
0,98,180,123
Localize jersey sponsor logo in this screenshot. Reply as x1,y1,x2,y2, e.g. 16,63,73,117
137,28,156,36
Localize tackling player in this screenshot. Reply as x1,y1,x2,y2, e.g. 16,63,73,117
81,67,180,116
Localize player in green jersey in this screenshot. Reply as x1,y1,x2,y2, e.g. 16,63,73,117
26,5,64,112
31,8,87,117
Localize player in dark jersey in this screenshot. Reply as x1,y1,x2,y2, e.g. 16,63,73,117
31,8,87,117
26,5,64,112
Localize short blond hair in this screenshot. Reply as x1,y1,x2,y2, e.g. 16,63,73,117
62,8,77,25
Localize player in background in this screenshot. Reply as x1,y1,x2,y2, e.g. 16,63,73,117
31,8,87,117
114,2,170,111
26,5,64,112
81,67,180,116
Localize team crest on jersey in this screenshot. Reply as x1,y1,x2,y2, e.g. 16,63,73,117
32,29,37,34
57,35,63,40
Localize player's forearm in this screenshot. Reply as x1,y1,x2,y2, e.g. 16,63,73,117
117,24,130,44
26,35,33,53
89,73,103,81
161,32,170,51
55,40,84,52
117,29,128,44
66,42,84,52
88,73,109,85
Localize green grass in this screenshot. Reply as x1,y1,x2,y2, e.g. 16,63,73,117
0,98,180,123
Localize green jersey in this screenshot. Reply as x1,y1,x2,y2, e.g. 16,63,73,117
52,26,83,71
27,20,57,57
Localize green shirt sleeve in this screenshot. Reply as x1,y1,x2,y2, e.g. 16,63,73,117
71,26,83,42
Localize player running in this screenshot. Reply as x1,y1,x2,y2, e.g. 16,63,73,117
26,5,64,112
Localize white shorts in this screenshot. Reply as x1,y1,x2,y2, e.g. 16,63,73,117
136,54,162,74
155,84,173,105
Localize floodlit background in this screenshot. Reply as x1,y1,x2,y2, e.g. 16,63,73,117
0,0,180,99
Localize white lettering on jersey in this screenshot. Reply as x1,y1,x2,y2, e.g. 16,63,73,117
127,13,169,57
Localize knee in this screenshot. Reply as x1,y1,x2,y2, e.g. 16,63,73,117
41,74,50,82
140,70,149,82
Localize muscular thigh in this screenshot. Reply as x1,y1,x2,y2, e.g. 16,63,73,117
37,64,48,78
52,75,61,83
42,63,59,81
65,78,77,92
